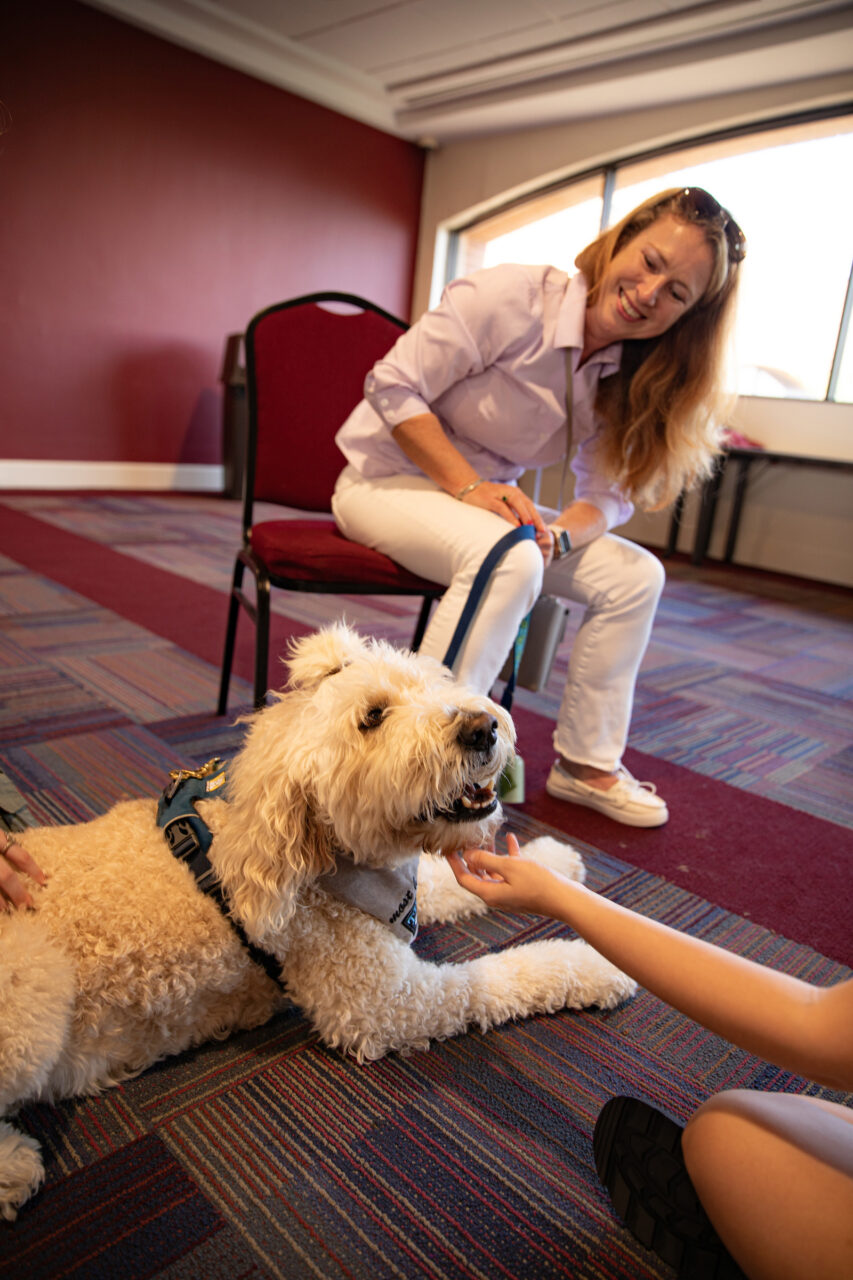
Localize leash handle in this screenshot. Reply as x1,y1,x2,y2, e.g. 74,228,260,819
442,524,537,706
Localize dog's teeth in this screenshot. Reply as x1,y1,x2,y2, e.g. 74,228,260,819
460,792,491,811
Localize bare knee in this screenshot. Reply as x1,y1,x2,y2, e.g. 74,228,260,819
683,1091,853,1280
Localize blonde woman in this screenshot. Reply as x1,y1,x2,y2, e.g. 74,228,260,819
334,188,746,826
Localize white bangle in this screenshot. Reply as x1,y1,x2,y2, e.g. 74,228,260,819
454,478,484,501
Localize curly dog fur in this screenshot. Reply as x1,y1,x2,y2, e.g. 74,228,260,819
0,624,635,1219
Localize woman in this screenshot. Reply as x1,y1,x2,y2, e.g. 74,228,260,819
449,838,853,1280
333,187,746,827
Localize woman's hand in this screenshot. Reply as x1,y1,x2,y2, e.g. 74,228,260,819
461,483,553,562
447,833,571,914
0,832,46,911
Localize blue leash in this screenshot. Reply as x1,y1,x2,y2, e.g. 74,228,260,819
442,523,536,710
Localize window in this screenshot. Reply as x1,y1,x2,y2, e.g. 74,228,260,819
453,174,604,279
450,114,853,404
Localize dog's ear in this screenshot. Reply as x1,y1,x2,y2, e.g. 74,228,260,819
213,699,335,946
286,623,368,693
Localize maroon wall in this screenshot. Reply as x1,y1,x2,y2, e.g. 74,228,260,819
0,1,425,470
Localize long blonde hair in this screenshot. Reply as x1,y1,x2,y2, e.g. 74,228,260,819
575,187,745,509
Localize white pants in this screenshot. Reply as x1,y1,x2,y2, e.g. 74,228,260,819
332,467,665,772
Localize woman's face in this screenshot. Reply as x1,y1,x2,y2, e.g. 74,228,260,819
584,213,714,354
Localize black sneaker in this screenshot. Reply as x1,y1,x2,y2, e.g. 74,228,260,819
593,1096,746,1279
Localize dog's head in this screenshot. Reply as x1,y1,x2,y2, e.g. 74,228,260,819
214,624,515,942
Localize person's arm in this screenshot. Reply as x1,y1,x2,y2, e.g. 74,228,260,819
449,838,853,1092
550,500,607,550
391,414,548,541
0,835,46,910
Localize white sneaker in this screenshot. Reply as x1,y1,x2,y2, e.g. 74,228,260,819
545,762,669,828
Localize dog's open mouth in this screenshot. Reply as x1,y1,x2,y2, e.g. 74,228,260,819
434,778,499,823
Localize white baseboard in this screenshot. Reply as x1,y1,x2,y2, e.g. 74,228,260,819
0,461,226,491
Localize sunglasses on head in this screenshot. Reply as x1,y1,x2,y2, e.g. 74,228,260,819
673,187,747,263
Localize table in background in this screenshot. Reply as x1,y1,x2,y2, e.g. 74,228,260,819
666,447,853,565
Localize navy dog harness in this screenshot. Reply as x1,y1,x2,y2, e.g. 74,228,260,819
157,759,283,986
157,760,420,978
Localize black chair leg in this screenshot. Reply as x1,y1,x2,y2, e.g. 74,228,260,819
217,559,245,715
411,596,434,652
254,579,271,709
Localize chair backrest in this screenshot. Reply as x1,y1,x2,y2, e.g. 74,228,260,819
244,292,407,517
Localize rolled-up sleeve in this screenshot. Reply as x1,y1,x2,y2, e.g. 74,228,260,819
364,269,537,429
572,437,634,528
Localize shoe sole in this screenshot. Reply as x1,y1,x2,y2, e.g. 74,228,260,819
545,777,669,827
593,1096,744,1278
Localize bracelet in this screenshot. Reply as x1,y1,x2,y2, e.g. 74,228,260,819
454,477,484,501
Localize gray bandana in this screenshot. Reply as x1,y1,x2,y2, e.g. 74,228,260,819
318,853,419,943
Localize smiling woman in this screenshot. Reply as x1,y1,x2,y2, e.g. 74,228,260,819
330,186,745,830
583,215,713,350
576,186,745,510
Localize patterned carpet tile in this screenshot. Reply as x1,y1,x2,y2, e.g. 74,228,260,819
630,690,838,774
149,710,251,758
749,654,853,697
0,667,132,743
1,1134,225,1280
2,495,851,1279
752,746,853,822
2,607,162,658
3,738,850,1278
0,571,92,620
52,648,223,723
20,1092,147,1186
6,492,850,782
127,1013,311,1127
5,724,194,823
156,1229,272,1280
646,669,851,742
1,493,243,548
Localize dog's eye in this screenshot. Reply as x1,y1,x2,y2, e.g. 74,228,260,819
359,705,386,731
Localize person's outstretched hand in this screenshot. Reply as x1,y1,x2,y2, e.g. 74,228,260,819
0,833,46,911
447,833,572,916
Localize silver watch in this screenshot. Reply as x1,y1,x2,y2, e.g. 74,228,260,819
549,525,572,559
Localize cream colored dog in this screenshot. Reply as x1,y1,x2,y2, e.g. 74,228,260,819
0,625,634,1219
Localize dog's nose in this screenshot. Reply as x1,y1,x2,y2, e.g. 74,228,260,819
458,712,498,753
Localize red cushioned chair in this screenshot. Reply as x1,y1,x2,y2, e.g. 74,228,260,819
217,293,444,712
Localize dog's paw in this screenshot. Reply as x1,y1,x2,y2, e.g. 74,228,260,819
568,942,637,1010
416,854,488,924
520,836,586,884
0,1121,44,1222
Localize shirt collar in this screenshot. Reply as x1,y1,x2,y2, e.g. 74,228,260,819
555,271,622,375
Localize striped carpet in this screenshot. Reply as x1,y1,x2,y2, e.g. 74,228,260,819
6,813,849,1280
0,493,851,1278
3,492,852,826
1,495,851,964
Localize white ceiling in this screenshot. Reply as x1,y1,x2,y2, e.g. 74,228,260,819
81,1,853,144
